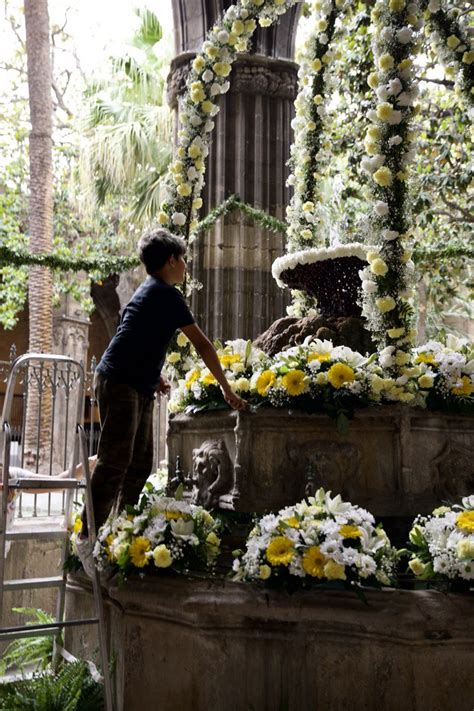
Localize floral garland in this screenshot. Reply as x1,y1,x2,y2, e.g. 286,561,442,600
285,0,346,252
233,488,398,588
168,336,474,420
407,495,474,583
157,0,300,239
359,0,424,372
421,1,473,105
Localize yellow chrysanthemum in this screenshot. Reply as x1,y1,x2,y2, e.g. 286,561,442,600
456,511,474,533
302,546,326,577
129,537,151,568
281,369,306,396
452,376,474,397
256,370,276,396
266,536,295,566
307,352,331,363
373,166,393,187
327,363,355,389
339,524,362,539
285,516,300,529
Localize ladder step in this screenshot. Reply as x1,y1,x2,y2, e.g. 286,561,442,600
10,478,84,490
4,576,64,591
5,529,66,541
0,618,99,641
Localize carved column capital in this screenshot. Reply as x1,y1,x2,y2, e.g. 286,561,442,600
167,54,298,108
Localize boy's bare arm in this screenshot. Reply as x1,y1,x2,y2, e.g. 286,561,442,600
180,324,247,411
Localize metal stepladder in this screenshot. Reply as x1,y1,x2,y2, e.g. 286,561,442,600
0,353,113,711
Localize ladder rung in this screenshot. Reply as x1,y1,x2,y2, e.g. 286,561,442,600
5,529,66,541
0,618,99,641
9,478,84,490
4,576,64,591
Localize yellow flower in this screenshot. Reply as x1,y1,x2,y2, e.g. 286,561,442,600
452,376,473,397
191,87,205,103
339,524,362,539
177,183,192,197
204,45,219,59
327,363,355,389
281,369,306,396
167,351,181,364
165,510,183,520
285,516,300,529
379,54,395,72
153,544,173,568
259,17,272,27
389,0,405,10
201,100,214,114
408,558,426,576
365,140,379,156
245,19,256,32
317,19,327,31
185,369,200,389
232,20,245,35
398,58,412,71
432,506,451,516
370,258,389,276
302,201,314,212
308,352,331,363
129,537,151,568
177,332,188,348
259,564,271,580
446,35,460,49
376,102,393,121
73,517,82,535
367,125,381,140
192,56,206,73
266,536,295,566
456,511,474,533
302,546,326,577
192,197,203,210
463,50,474,65
415,353,435,365
367,72,379,89
457,539,474,559
202,372,217,386
373,167,393,187
313,94,323,105
188,144,201,159
206,531,221,547
256,370,276,396
376,296,396,313
311,58,322,72
387,327,405,338
418,375,434,389
395,350,411,366
324,559,346,580
219,353,241,368
396,170,409,182
213,61,232,77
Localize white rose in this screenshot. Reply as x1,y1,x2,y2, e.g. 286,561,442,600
376,85,389,101
217,30,229,43
190,115,202,127
374,200,389,216
172,212,186,226
204,120,215,132
387,78,402,96
397,27,414,44
381,27,394,42
397,92,414,107
387,110,403,125
210,82,221,96
220,81,230,94
388,135,403,147
382,230,399,241
202,69,214,82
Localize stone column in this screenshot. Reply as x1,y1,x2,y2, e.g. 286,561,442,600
169,1,301,340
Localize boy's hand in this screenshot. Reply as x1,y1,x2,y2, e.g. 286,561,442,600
156,375,171,396
223,389,248,411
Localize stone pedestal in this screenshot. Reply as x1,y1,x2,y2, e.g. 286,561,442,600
167,407,474,519
65,573,474,711
168,1,303,340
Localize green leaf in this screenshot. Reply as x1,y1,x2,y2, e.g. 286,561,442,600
174,483,184,501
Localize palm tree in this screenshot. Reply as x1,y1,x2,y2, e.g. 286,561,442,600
23,0,54,464
81,8,172,224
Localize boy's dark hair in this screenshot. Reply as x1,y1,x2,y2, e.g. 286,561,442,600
138,228,186,274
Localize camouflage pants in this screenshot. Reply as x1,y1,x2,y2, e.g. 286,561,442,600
82,372,154,536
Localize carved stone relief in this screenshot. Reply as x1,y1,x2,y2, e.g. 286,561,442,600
191,439,233,507
430,442,474,500
288,440,362,499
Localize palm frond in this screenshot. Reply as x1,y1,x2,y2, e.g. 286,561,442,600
133,8,163,46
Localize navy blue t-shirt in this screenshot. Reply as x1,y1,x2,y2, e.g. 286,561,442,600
96,276,194,397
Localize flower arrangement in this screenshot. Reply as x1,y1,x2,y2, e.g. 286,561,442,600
168,336,474,417
359,0,424,367
232,488,398,589
421,0,473,105
407,496,474,584
72,486,222,579
272,243,369,288
158,0,299,239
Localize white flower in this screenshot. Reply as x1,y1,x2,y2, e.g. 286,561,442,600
382,230,399,241
387,110,403,125
362,280,378,294
210,82,221,96
387,78,402,96
376,86,389,101
388,135,403,147
397,27,414,44
381,27,394,42
202,69,214,82
189,115,203,127
171,212,186,226
427,0,440,12
217,30,229,43
397,92,415,107
374,200,389,216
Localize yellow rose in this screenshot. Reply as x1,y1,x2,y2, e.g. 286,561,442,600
376,102,393,121
379,54,395,72
408,558,426,576
373,167,393,187
177,332,188,348
389,0,405,10
302,201,314,212
192,56,206,73
396,170,409,182
376,296,396,313
213,61,232,77
192,197,203,210
204,45,220,59
317,19,327,31
259,564,272,580
188,144,201,159
418,374,434,389
191,88,205,103
311,58,322,72
364,140,379,156
313,94,323,105
456,539,474,559
370,258,389,276
245,19,256,32
324,559,346,581
158,211,169,225
177,183,192,197
315,372,327,386
395,350,411,366
463,51,474,65
167,351,181,364
367,72,379,89
153,544,173,568
232,20,245,35
387,327,405,338
201,100,214,114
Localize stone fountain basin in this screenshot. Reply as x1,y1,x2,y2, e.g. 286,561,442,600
167,406,474,518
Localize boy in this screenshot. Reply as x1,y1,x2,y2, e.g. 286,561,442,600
77,228,246,576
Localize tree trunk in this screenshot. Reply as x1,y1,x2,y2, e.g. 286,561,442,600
24,0,54,467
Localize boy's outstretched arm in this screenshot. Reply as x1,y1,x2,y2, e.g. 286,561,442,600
180,324,248,411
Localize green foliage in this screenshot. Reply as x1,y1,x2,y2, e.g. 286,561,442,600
0,661,104,711
0,608,55,675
